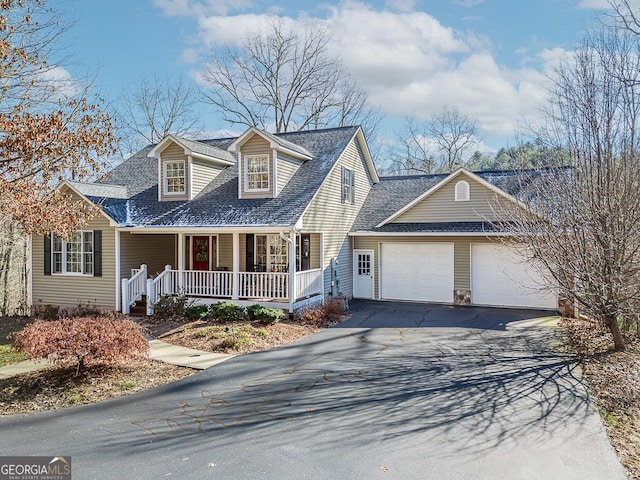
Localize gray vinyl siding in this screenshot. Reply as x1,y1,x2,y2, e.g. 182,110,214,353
192,160,224,198
276,152,303,196
32,212,117,310
239,135,273,199
393,176,515,223
352,235,495,299
310,233,321,269
302,136,374,297
159,143,189,202
120,233,176,279
217,234,233,271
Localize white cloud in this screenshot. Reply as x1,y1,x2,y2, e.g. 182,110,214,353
177,1,560,141
453,0,484,7
576,0,611,9
31,66,83,102
153,0,253,17
385,0,418,12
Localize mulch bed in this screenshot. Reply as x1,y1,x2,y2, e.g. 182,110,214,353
0,358,192,415
0,312,342,416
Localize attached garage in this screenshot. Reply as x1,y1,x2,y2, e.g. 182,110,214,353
380,242,454,303
471,244,557,309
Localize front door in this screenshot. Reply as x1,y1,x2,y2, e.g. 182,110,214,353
192,236,210,271
353,250,374,299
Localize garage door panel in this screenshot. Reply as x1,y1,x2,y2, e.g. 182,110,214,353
381,243,454,303
471,244,556,309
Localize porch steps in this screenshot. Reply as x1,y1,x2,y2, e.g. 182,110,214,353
129,296,147,316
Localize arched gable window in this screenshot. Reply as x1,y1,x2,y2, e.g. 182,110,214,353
455,180,470,201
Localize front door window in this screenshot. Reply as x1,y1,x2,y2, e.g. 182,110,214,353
192,236,210,270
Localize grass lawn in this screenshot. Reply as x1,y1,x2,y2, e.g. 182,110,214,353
0,316,32,367
0,344,25,367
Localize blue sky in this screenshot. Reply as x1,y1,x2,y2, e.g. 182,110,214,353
61,0,610,152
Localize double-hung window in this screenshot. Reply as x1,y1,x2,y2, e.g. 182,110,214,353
342,167,355,204
245,155,270,191
52,231,94,275
164,160,186,195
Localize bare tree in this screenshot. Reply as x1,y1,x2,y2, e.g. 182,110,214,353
199,17,379,137
115,75,201,156
502,28,640,352
607,0,640,35
391,107,480,174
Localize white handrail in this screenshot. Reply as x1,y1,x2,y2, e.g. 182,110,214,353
146,265,173,315
121,264,147,314
295,268,323,300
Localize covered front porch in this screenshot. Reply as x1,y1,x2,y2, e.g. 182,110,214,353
118,229,324,315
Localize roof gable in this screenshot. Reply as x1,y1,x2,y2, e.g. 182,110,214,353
377,168,526,227
228,127,313,160
148,134,235,165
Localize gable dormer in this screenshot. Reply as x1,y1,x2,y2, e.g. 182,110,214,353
148,134,235,201
228,127,312,199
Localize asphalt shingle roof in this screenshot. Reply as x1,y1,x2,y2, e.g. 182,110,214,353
87,126,358,227
173,135,235,163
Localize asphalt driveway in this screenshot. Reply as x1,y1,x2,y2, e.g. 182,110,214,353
0,301,627,479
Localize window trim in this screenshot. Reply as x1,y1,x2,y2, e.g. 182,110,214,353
454,180,470,202
342,167,355,204
51,231,95,276
244,154,270,192
163,160,186,196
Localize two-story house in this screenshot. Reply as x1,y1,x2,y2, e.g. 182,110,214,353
30,125,557,316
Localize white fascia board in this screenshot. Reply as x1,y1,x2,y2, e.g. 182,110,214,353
190,151,235,166
348,230,511,237
57,180,120,226
122,225,296,234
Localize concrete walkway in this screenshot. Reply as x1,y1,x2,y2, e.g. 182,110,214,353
0,339,232,379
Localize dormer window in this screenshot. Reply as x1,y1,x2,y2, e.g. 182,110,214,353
245,155,270,191
164,160,186,195
455,180,470,201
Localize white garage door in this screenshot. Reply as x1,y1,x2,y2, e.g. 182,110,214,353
471,244,557,309
380,243,454,303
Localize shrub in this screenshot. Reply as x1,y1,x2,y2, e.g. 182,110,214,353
13,315,149,376
247,304,285,324
33,304,59,321
60,303,103,318
153,293,191,319
184,304,210,320
220,330,256,350
211,302,245,322
299,299,345,326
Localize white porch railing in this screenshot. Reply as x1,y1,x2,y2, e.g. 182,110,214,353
295,268,323,300
121,264,147,315
174,270,233,298
239,272,289,300
143,267,323,314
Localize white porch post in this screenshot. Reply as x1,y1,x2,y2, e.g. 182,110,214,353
232,232,240,300
177,233,185,292
115,230,121,312
320,232,325,303
289,231,297,313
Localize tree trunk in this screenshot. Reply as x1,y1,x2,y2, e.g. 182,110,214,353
606,316,626,352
